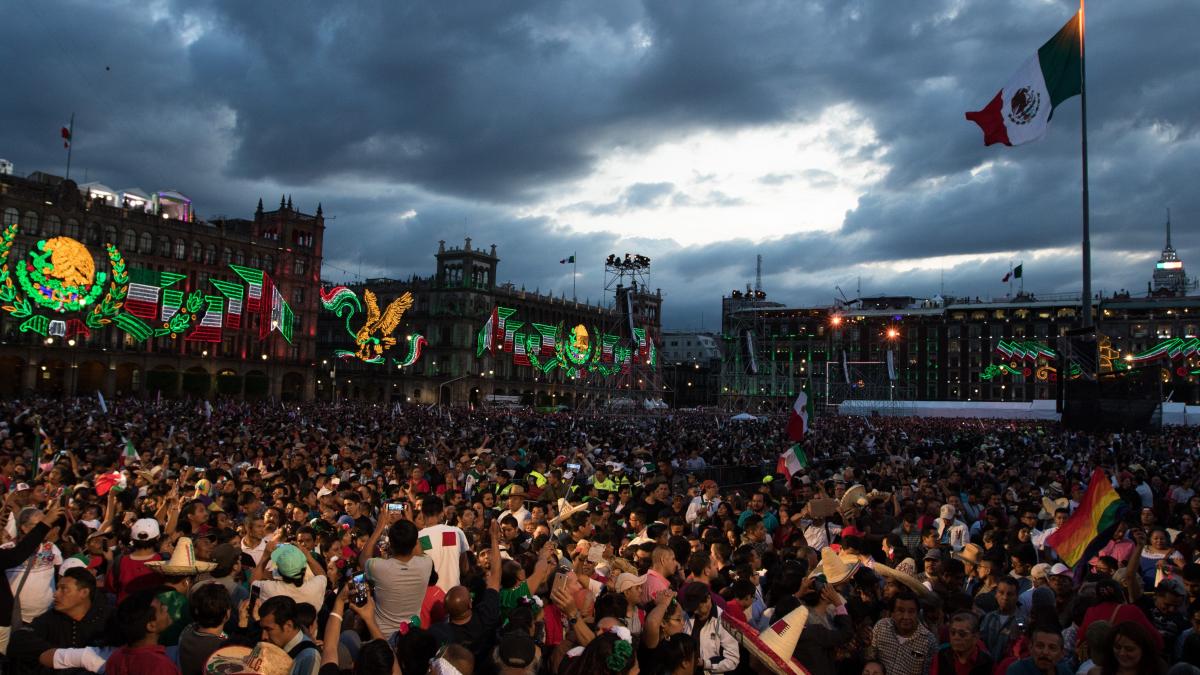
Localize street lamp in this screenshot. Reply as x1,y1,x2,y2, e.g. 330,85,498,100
439,374,472,406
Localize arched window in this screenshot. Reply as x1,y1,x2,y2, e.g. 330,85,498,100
249,254,259,269
174,238,186,260
204,244,216,265
124,230,138,250
139,232,153,253
45,215,61,236
4,208,19,227
103,225,117,244
21,211,38,235
222,247,232,265
234,249,244,266
157,235,171,257
191,241,202,262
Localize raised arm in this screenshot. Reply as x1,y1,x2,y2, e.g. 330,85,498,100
488,519,502,591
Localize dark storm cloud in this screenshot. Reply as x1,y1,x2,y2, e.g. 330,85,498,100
2,0,1198,332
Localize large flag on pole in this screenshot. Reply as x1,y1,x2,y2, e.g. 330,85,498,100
786,390,811,442
965,13,1082,146
1045,467,1126,567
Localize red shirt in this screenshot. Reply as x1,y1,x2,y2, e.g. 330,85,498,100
106,645,180,675
107,554,164,603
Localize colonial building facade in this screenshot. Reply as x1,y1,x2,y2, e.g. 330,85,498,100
317,239,663,407
0,170,323,400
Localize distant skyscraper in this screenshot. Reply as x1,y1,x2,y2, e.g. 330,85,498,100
1152,211,1192,295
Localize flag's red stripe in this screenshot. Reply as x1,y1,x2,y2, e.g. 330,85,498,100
965,91,1012,147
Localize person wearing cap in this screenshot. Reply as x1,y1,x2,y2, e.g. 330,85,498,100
493,631,540,674
107,518,166,604
686,480,721,527
613,572,647,637
252,541,327,611
935,504,970,552
1018,563,1052,614
498,486,531,529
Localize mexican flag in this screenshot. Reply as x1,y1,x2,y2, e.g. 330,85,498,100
776,445,809,478
965,13,1082,146
120,436,138,466
786,390,812,442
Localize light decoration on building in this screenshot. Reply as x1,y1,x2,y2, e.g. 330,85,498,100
477,306,654,378
982,340,1079,382
0,222,294,347
319,286,426,365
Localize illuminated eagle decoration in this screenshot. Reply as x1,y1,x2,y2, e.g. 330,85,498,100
355,290,413,361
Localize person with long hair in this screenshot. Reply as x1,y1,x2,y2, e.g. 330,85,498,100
560,632,637,675
1089,621,1166,675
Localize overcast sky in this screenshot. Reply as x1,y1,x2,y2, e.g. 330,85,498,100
3,0,1197,330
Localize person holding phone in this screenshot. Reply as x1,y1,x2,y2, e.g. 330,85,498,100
360,506,431,637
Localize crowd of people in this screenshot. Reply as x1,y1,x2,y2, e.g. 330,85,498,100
0,395,1198,675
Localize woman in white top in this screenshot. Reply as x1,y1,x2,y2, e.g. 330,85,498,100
2,507,63,623
251,541,328,610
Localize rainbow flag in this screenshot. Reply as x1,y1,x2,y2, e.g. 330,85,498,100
1045,468,1127,567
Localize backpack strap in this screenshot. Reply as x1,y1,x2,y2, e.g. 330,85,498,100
287,640,318,659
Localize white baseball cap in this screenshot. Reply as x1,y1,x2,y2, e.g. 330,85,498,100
131,518,161,541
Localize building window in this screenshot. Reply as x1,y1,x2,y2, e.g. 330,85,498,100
124,230,137,250
263,255,274,272
20,211,39,235
234,249,244,266
104,225,117,244
139,232,153,253
64,219,79,239
293,288,304,304
249,255,259,269
3,208,17,228
222,248,233,265
175,238,186,260
191,241,202,262
84,222,98,244
44,214,61,236
293,258,306,276
205,244,216,265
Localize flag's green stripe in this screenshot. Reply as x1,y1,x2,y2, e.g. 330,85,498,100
1038,14,1082,112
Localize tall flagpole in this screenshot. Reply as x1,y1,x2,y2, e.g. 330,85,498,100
65,113,75,181
572,251,577,301
1079,1,1093,328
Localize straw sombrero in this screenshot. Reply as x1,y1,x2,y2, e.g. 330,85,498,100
810,547,860,584
205,642,292,675
839,485,868,518
953,544,984,566
871,560,934,597
145,537,216,575
549,498,589,530
723,604,811,675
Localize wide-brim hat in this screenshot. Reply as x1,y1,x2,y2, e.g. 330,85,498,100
811,547,860,585
144,537,216,575
953,543,984,566
724,605,810,675
549,498,589,529
507,485,526,498
1040,497,1070,520
873,560,933,597
839,485,868,517
205,642,293,675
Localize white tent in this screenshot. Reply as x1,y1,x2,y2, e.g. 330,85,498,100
731,412,757,421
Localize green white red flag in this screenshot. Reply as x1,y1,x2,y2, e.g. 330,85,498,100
966,13,1082,146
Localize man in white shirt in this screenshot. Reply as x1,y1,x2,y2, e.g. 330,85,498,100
240,514,268,566
686,480,721,527
497,485,530,529
417,495,468,593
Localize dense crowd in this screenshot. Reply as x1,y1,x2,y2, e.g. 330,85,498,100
0,396,1198,675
